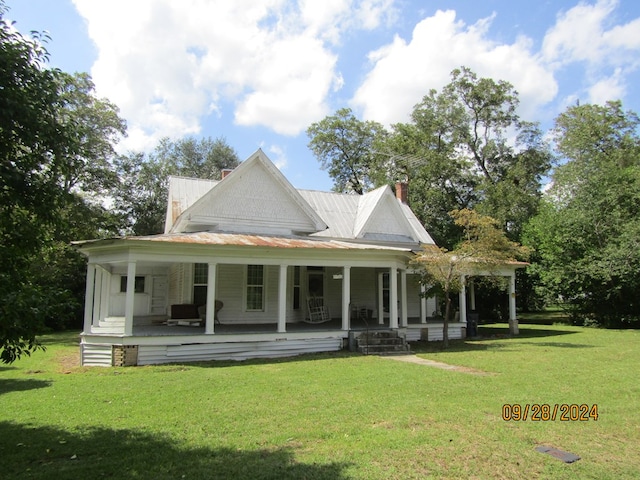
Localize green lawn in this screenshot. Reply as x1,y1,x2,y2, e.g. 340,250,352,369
1,325,639,479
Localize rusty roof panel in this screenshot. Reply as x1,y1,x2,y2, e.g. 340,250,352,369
127,232,411,251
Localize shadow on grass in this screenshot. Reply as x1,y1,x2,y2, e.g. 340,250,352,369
410,324,585,354
510,341,595,348
0,379,52,396
477,324,578,339
186,349,363,370
0,421,351,480
38,331,81,347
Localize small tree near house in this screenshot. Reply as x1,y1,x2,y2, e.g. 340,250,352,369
412,209,529,347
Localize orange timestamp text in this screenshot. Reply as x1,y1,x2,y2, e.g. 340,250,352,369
502,403,598,421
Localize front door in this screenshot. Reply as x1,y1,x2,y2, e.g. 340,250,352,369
151,276,168,315
307,266,325,300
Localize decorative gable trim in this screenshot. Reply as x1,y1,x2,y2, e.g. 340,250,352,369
170,149,327,235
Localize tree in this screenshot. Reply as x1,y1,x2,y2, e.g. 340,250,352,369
306,108,387,194
153,136,240,179
1,3,71,362
380,67,552,248
55,72,126,195
0,2,128,361
383,97,479,248
523,101,640,327
413,209,529,347
113,136,240,235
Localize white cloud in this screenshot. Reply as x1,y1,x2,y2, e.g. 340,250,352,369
232,34,339,135
541,0,640,105
588,68,626,104
72,0,393,151
351,9,557,125
542,0,617,66
542,0,628,66
267,144,288,170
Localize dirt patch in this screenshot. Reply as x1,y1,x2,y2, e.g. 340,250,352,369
56,350,84,373
380,354,496,376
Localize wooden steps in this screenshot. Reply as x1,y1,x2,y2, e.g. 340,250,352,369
355,330,410,355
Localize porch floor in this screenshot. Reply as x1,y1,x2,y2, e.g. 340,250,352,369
131,317,439,336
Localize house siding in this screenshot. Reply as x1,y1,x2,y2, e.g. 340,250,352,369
137,337,343,364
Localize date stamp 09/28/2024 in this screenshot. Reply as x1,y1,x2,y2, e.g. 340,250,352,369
502,403,599,422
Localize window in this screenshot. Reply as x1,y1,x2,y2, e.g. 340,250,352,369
246,265,264,311
382,273,390,313
120,276,145,293
193,263,208,306
293,266,301,310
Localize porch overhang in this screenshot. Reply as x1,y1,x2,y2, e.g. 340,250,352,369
73,232,420,268
74,231,417,253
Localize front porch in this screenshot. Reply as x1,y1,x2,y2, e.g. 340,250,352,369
80,315,468,366
77,236,494,366
99,315,457,335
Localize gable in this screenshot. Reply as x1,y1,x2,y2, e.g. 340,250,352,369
171,150,327,235
354,186,424,243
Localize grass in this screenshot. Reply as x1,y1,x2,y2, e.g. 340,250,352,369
1,324,639,479
517,307,572,325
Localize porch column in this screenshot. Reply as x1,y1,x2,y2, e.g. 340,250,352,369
99,267,110,323
458,275,467,325
92,267,103,328
205,262,217,334
400,269,408,327
389,267,398,329
278,264,287,333
420,283,427,324
83,263,96,333
124,261,136,336
342,266,351,331
469,279,476,311
377,272,384,325
508,272,519,335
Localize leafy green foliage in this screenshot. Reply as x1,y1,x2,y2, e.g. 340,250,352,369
55,72,126,194
524,101,640,327
413,209,528,346
0,2,126,361
1,5,66,362
112,136,240,235
382,67,552,248
306,107,387,194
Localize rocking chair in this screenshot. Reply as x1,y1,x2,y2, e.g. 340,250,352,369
306,297,331,324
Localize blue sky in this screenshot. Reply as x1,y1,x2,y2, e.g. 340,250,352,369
6,0,640,191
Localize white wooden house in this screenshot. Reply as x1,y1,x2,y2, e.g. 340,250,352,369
76,149,521,366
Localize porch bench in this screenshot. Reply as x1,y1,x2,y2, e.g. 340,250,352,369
169,304,202,327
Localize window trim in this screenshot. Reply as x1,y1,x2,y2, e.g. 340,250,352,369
120,275,146,294
193,263,208,306
292,266,301,310
245,264,265,312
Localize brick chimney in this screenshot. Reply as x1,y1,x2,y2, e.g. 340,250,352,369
221,168,234,179
395,181,408,204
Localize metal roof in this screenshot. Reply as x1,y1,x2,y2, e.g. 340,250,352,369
162,152,436,246
164,176,219,233
75,232,413,252
297,190,359,238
